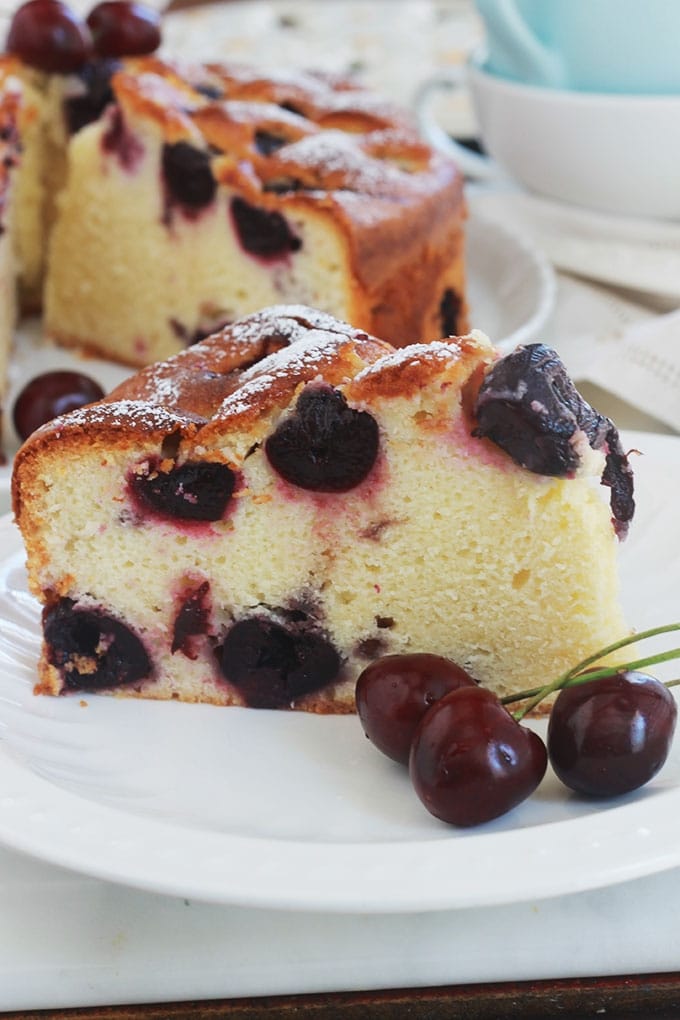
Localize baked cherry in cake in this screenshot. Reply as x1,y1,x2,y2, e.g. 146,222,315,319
129,458,237,522
219,616,341,710
64,57,120,134
44,598,151,690
162,142,217,213
172,580,211,659
230,197,302,260
473,343,635,536
265,385,379,492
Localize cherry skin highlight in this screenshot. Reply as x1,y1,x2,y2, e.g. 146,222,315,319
87,1,161,57
13,370,104,440
356,652,477,765
547,670,677,797
6,0,92,73
409,686,547,827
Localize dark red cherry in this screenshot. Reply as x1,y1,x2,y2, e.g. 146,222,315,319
13,370,104,440
129,458,236,522
230,196,301,260
547,670,677,798
219,616,341,709
87,1,161,57
409,686,547,827
44,598,151,691
6,0,92,73
439,287,461,337
162,142,216,211
356,653,477,765
265,385,379,492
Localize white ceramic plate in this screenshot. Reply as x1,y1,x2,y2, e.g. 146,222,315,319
0,214,555,497
0,430,677,913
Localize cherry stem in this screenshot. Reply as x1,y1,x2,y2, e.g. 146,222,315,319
506,622,680,721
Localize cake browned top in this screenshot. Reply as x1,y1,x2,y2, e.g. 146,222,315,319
11,306,492,513
12,306,636,541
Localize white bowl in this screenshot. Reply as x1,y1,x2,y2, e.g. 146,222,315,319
419,60,680,221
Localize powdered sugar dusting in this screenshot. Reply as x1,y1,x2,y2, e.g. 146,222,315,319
129,71,202,112
274,130,428,197
353,340,461,382
45,400,182,435
142,372,183,406
220,329,352,417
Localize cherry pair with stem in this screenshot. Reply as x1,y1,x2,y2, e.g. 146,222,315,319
6,0,161,74
356,624,680,828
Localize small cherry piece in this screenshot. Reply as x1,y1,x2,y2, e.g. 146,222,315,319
6,0,92,73
87,1,161,57
13,370,104,440
409,686,547,827
547,670,677,798
356,653,477,765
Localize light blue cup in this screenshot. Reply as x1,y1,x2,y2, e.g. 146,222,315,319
475,0,680,94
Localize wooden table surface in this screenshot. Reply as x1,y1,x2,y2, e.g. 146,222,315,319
4,973,680,1019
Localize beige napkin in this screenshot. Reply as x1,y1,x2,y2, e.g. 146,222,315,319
570,310,680,433
471,189,680,309
468,190,680,433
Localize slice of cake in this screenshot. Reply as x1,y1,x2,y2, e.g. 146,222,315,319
12,306,635,712
3,0,161,309
3,1,467,366
43,57,467,365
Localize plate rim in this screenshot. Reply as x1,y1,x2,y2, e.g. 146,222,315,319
466,210,556,351
1,429,679,914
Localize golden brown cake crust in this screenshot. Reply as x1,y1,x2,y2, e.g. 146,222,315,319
12,306,480,520
11,303,403,507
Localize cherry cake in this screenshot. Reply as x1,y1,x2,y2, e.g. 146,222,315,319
12,306,635,712
0,0,467,370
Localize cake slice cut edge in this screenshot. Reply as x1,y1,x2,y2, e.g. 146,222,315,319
12,305,635,713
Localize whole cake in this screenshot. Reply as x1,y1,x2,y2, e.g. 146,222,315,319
2,0,467,370
12,305,635,712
